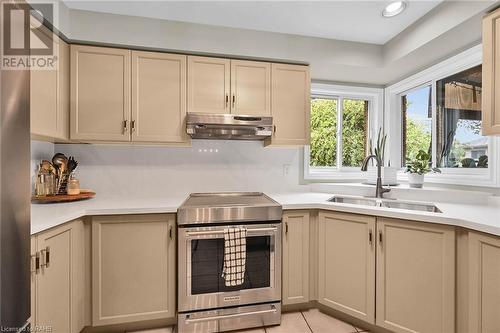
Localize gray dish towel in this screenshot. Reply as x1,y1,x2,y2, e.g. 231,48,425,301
221,227,247,287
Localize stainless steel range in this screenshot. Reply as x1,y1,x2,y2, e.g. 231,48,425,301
177,192,282,333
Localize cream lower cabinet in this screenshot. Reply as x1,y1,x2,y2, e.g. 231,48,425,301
318,212,375,323
31,219,85,333
31,30,69,141
376,218,455,333
92,214,176,326
282,211,310,305
265,63,310,146
468,231,500,333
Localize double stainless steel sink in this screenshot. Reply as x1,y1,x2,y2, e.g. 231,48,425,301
327,195,442,213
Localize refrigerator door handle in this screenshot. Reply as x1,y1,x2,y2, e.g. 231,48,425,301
31,254,39,274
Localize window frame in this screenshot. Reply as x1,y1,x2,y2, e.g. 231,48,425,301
385,44,500,187
399,83,433,167
304,83,384,181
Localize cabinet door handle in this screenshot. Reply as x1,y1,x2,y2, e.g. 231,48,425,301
45,247,50,267
40,247,50,268
40,249,46,268
123,120,128,134
225,94,229,108
369,230,373,244
285,222,288,234
273,125,277,134
232,94,235,108
169,225,173,240
379,231,383,244
131,120,136,133
35,252,40,273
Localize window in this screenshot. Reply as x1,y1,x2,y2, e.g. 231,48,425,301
304,83,383,180
386,45,498,187
342,99,368,167
400,66,488,169
401,86,432,165
310,97,368,168
436,65,487,168
310,98,338,167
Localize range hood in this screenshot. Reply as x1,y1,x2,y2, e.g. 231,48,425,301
186,113,273,140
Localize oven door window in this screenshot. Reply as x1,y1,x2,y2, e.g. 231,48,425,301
191,235,271,295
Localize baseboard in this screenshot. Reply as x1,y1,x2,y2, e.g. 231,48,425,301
282,301,315,313
81,317,176,333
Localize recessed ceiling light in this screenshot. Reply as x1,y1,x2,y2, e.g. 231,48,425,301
382,1,407,18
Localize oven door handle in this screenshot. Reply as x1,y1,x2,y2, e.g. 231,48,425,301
186,227,277,237
185,304,277,324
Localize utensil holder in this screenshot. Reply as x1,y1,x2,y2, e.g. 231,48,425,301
57,172,69,195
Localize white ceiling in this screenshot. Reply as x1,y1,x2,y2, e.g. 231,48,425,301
62,0,444,45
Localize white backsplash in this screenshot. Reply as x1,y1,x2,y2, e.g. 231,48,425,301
33,140,308,197
32,140,498,200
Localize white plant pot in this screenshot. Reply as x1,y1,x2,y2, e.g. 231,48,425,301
366,167,399,185
407,173,425,188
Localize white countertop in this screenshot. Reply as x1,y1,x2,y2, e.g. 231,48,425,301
31,195,184,234
31,192,500,236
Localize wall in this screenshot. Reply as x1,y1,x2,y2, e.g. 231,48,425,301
383,1,493,63
28,2,499,195
66,9,386,85
29,140,307,197
56,3,491,86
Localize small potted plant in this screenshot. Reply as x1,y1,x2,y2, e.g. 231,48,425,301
405,150,440,188
366,128,398,185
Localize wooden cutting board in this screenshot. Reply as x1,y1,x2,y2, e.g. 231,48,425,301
32,190,96,204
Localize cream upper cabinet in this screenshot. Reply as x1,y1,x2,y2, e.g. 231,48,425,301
469,231,500,333
70,45,131,141
318,212,376,323
482,8,500,135
230,60,271,116
131,51,188,143
282,211,310,305
187,56,273,117
32,220,85,333
68,47,308,144
376,218,455,333
188,56,230,114
31,32,69,141
92,214,176,326
265,63,310,146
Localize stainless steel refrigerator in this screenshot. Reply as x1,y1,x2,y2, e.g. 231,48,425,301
0,35,31,332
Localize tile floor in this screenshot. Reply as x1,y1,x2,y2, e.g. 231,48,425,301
129,309,370,333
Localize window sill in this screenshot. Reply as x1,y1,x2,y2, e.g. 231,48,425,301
304,167,366,181
304,167,498,188
398,169,498,188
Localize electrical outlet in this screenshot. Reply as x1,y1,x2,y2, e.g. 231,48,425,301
283,164,290,176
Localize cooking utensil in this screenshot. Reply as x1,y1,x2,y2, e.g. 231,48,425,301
41,160,56,175
67,156,78,174
60,157,68,174
51,153,66,174
52,153,68,194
